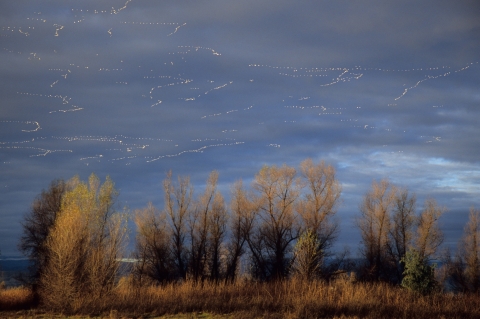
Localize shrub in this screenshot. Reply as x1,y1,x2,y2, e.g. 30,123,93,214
291,230,321,280
401,249,437,295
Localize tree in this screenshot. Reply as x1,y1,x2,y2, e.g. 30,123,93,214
224,180,256,283
357,182,444,284
163,171,193,280
133,203,174,284
460,207,480,292
247,164,300,280
39,174,127,312
448,207,480,292
188,171,220,282
18,179,67,287
389,188,416,282
296,158,342,277
356,179,397,281
415,198,444,260
208,191,228,282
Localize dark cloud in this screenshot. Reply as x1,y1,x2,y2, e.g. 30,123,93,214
1,0,479,256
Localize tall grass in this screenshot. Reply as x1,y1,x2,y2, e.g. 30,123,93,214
108,277,480,318
0,286,35,311
2,279,480,318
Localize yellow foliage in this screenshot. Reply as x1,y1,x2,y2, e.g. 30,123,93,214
39,173,127,312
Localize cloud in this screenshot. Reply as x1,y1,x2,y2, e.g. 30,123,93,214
0,0,479,256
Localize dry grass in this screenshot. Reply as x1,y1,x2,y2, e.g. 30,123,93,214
107,278,480,318
0,286,35,311
2,279,480,318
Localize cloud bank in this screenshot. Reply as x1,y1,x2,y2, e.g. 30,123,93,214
1,0,479,255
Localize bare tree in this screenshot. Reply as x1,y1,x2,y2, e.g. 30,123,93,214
188,171,218,281
18,179,67,287
461,207,480,292
225,180,256,283
356,179,397,281
447,207,480,292
389,188,416,282
208,191,228,282
415,198,444,260
296,158,342,277
394,198,444,291
247,164,300,280
133,203,174,284
163,171,193,280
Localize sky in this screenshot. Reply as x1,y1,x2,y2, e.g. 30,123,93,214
1,0,479,256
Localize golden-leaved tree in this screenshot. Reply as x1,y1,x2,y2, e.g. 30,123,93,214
133,202,174,284
163,170,193,280
448,207,480,292
39,174,127,312
356,179,397,281
294,159,342,279
247,164,300,280
356,180,445,283
389,188,416,281
188,171,228,282
224,180,256,283
460,207,480,292
414,198,444,260
133,159,342,283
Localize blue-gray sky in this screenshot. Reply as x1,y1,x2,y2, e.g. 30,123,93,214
1,0,479,256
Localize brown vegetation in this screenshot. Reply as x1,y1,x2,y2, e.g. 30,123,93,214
442,207,480,293
35,174,128,313
0,286,35,311
109,278,480,318
3,279,480,318
133,160,342,285
356,180,445,283
10,159,480,317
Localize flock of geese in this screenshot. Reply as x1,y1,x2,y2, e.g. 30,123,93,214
1,2,478,166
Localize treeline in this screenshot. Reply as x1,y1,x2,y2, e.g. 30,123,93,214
16,158,480,312
133,159,342,285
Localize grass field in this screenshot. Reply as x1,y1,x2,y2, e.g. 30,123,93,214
1,278,480,318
